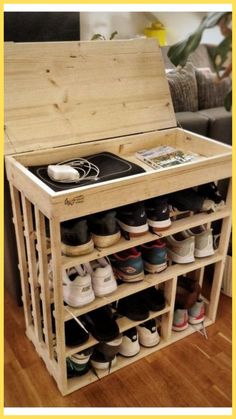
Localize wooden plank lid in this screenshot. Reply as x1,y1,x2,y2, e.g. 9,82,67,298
4,38,176,155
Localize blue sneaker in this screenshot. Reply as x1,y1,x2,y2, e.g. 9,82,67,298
109,247,144,282
140,239,167,273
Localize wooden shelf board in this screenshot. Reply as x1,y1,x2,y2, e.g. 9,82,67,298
66,317,213,395
65,304,171,357
61,207,230,270
63,252,222,321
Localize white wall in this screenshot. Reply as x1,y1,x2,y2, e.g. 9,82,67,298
80,11,223,46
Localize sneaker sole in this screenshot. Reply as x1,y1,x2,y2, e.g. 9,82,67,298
147,218,171,230
167,249,195,264
63,291,95,308
143,261,167,274
139,337,160,347
117,220,149,236
188,315,205,325
194,248,215,258
61,238,94,256
92,231,121,248
119,347,140,357
93,281,117,297
90,357,117,370
172,323,189,332
114,269,145,282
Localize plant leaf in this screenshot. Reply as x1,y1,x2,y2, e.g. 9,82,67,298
110,31,118,40
202,12,231,28
91,33,105,41
212,36,232,73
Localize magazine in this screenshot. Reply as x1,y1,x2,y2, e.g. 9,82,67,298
135,146,200,170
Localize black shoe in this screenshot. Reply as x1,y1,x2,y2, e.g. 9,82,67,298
61,218,94,256
145,196,171,231
80,306,120,342
90,348,117,371
138,287,166,312
117,294,149,321
116,202,148,237
168,188,205,212
88,210,121,248
198,182,225,205
96,334,122,361
64,318,90,347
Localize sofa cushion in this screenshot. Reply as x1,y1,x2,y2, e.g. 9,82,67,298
197,107,232,145
166,62,198,112
196,68,231,110
175,111,209,136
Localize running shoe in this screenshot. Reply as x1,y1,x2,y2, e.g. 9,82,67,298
137,319,160,347
61,217,94,256
140,239,167,273
168,188,216,213
138,287,166,312
116,294,149,321
166,233,195,264
119,328,140,357
90,349,117,371
116,202,148,237
86,257,117,297
188,297,205,325
172,309,188,332
62,265,95,308
88,210,121,248
198,182,225,208
80,305,120,342
181,225,214,258
67,348,93,378
175,276,201,310
145,196,171,231
109,247,144,282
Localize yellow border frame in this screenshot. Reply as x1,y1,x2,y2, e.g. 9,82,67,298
1,1,234,418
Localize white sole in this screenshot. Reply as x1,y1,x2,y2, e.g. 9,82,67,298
147,218,171,229
117,220,148,234
143,260,167,273
93,281,117,297
139,337,160,347
63,291,95,308
61,239,94,256
91,357,117,370
92,231,121,248
172,323,189,332
167,249,195,264
119,348,140,358
194,248,215,258
188,316,205,325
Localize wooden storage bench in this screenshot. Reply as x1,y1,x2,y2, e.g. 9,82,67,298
4,39,232,396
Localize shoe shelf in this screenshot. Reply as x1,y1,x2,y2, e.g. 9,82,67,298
62,251,222,321
65,304,171,357
5,39,232,396
61,206,230,270
66,315,213,395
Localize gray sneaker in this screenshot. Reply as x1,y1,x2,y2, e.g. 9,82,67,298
182,226,214,258
166,233,195,264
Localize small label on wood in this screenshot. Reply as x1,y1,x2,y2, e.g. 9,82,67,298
64,195,84,206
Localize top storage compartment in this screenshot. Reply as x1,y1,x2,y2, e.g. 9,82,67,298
4,39,232,221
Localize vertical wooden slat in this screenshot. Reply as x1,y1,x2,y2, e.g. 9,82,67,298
21,194,43,342
161,277,177,340
49,217,67,394
194,267,205,288
9,183,32,329
35,208,54,359
208,178,232,321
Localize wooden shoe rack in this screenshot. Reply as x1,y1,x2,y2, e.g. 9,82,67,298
4,39,232,396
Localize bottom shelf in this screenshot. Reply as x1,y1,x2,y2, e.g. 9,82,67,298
66,316,213,395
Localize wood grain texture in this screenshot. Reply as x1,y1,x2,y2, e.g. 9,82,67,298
4,38,176,155
4,290,231,407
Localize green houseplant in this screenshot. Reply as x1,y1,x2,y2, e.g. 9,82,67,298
167,12,232,110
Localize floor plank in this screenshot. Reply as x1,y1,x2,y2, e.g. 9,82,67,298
4,290,232,407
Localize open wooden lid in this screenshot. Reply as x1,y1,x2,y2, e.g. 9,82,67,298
4,38,176,155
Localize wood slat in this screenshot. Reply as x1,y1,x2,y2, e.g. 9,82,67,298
4,38,176,155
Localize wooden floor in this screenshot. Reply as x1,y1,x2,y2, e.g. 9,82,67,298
4,290,232,408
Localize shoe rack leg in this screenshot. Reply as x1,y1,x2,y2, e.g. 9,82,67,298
208,178,232,322
9,184,32,330
161,276,177,340
49,217,67,395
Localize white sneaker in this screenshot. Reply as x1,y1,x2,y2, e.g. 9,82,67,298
85,257,117,297
63,265,95,307
137,319,160,347
182,226,214,258
166,234,195,263
119,327,140,357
